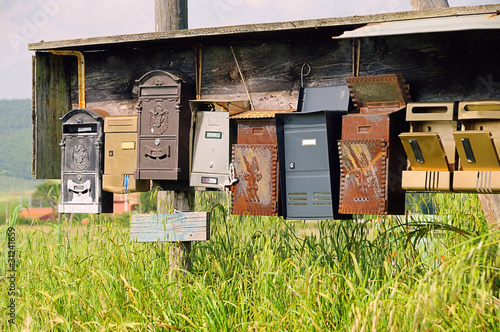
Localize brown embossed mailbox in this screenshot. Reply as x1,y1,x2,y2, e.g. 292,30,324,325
338,74,410,215
134,70,195,181
102,115,150,193
59,108,113,214
230,110,290,216
452,100,500,192
399,102,458,192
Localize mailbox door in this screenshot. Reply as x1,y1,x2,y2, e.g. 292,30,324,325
105,132,138,174
231,144,278,216
338,139,388,214
283,122,333,218
137,137,179,179
192,112,230,174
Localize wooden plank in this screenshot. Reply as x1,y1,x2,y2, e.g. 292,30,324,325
27,5,499,51
130,212,210,242
33,52,71,179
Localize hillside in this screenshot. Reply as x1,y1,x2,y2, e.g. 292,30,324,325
0,99,33,179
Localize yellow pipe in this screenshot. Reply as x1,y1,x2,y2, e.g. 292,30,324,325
50,50,85,108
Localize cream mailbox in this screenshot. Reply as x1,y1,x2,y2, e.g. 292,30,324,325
453,100,500,192
399,102,458,192
134,70,195,181
189,100,250,189
103,115,149,193
59,108,113,213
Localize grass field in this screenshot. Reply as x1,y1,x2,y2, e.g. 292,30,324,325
1,192,499,330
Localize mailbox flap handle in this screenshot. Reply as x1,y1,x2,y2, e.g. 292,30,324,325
144,145,169,160
68,180,91,194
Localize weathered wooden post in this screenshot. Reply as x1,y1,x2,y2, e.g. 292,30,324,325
410,0,449,10
155,0,193,273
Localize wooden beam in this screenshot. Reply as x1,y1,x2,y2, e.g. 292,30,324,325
155,0,188,32
130,212,210,242
28,5,499,51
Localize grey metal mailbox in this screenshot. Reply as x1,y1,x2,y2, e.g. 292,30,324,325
134,70,195,181
189,100,249,189
59,108,113,214
275,110,351,220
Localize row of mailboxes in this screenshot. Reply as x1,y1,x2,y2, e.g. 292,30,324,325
58,68,500,217
401,100,500,193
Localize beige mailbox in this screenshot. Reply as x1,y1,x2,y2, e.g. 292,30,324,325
399,102,458,192
189,100,249,189
452,100,500,192
103,115,149,193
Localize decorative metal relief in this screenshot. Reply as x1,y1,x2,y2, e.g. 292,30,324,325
231,144,278,216
149,101,168,134
71,138,90,171
339,139,388,214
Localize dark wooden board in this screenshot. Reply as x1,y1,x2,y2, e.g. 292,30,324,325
32,52,71,179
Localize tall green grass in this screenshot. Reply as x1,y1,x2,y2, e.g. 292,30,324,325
1,192,499,330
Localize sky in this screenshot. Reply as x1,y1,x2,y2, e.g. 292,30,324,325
0,0,498,100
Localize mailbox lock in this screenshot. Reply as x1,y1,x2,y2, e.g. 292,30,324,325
209,161,214,168
154,138,160,146
289,162,295,169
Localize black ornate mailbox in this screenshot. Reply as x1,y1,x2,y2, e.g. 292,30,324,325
59,108,113,214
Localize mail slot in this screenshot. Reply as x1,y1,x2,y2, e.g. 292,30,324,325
59,108,113,213
230,110,290,216
189,100,250,189
275,110,351,220
134,70,195,181
338,74,410,215
103,115,149,193
399,102,458,192
452,100,500,192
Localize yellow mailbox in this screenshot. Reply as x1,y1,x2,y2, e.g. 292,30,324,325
399,102,457,192
103,115,150,193
452,100,500,193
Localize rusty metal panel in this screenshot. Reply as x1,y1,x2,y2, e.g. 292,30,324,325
341,113,391,141
236,119,277,145
346,74,410,113
339,109,407,215
338,139,388,214
59,109,113,214
135,70,194,183
231,144,279,216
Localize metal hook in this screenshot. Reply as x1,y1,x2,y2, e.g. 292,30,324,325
300,62,311,88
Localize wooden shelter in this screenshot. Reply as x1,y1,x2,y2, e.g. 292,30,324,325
29,5,500,179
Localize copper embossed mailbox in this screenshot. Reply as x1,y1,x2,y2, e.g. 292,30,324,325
338,74,410,215
399,102,458,192
103,115,149,193
59,109,113,214
230,110,289,216
134,70,195,181
452,100,500,192
189,100,250,189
